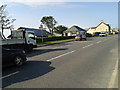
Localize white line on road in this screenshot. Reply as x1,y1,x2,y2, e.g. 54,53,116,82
96,41,102,44
46,50,76,61
53,45,71,49
107,59,118,88
82,44,93,48
65,45,71,47
0,71,20,80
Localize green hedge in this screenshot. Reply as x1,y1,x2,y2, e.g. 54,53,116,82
86,33,93,37
36,36,75,43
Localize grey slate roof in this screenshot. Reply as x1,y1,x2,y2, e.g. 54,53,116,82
18,27,52,37
64,25,86,33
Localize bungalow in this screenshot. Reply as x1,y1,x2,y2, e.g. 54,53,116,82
17,27,52,37
63,25,86,36
87,20,111,35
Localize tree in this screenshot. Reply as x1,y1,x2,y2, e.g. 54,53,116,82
54,25,68,36
0,5,16,39
41,16,57,35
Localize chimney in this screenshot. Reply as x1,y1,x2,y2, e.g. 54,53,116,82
39,25,44,30
101,20,104,23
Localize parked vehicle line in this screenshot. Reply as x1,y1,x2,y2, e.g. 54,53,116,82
1,71,20,80
96,41,102,44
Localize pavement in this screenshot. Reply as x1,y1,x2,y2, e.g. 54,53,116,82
2,35,118,88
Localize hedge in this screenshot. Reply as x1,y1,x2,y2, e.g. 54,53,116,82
36,36,75,43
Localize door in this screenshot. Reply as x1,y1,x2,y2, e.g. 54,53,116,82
26,31,36,45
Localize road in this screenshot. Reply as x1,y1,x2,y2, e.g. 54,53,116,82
2,35,118,88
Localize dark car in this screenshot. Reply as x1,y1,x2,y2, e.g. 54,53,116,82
2,48,27,67
75,34,87,41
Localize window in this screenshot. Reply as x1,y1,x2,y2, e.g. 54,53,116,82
28,33,35,40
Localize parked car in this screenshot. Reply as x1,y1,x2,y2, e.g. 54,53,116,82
99,32,107,37
75,34,87,41
93,33,100,37
2,48,27,67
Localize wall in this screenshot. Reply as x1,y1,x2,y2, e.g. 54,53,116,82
68,32,72,36
96,23,109,32
87,28,96,34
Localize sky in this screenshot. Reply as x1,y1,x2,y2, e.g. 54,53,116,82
0,0,118,37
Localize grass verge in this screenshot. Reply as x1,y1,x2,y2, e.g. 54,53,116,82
37,38,74,45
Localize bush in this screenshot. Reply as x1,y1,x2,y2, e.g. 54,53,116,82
86,33,92,37
36,36,75,43
94,32,101,34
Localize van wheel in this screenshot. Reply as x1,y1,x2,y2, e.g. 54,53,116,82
14,56,23,66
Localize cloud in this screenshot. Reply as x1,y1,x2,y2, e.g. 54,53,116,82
0,0,65,6
0,0,118,7
0,0,118,9
0,0,66,8
60,3,88,8
0,0,88,9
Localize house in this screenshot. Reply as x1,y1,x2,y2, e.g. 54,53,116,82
63,25,86,36
112,28,120,34
17,27,52,37
112,28,120,32
87,20,111,35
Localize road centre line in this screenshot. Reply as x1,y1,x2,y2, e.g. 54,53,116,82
65,45,71,46
46,50,76,61
82,44,93,48
96,41,102,44
0,71,19,80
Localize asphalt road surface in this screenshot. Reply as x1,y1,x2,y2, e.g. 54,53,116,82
2,35,118,88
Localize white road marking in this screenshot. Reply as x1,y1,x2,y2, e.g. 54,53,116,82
53,46,63,49
65,45,71,47
0,71,20,80
96,41,102,44
82,44,93,48
46,50,76,61
104,38,108,41
53,45,71,49
107,59,118,88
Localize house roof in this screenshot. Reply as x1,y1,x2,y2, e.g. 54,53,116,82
17,27,52,37
64,25,86,33
74,26,86,31
18,27,43,31
88,21,110,30
96,22,110,28
90,27,96,29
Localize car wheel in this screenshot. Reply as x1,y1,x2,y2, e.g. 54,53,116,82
14,55,24,66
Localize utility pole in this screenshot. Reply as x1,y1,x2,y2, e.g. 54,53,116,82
39,24,44,43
